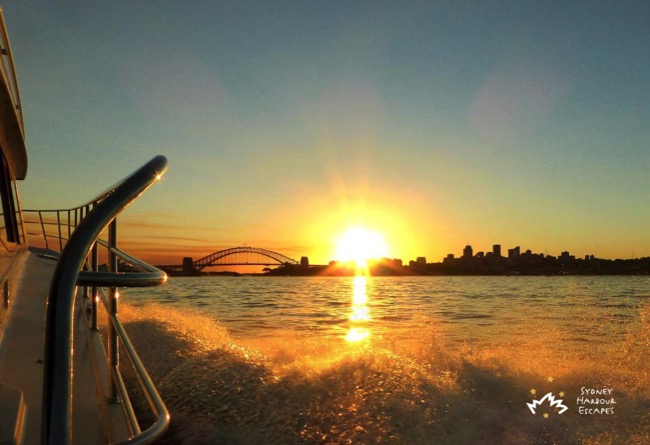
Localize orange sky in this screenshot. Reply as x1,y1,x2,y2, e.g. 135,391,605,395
9,3,650,266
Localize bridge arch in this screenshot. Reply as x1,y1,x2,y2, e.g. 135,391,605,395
193,246,299,270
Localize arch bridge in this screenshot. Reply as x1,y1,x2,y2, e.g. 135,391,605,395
192,246,299,271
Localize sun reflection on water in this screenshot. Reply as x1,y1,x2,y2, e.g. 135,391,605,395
346,276,370,342
345,327,370,342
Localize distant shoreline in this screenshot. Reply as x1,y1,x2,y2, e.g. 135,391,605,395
163,256,650,277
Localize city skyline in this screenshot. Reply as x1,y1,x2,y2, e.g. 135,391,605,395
5,2,650,265
164,240,648,275
175,239,650,276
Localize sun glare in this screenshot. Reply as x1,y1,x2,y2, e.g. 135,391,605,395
334,227,389,268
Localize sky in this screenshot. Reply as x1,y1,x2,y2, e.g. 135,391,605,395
4,1,650,266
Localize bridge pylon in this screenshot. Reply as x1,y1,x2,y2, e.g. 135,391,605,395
182,257,199,275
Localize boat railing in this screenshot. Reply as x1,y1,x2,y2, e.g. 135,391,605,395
0,7,24,137
23,155,170,444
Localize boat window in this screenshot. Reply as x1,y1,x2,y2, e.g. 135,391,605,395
0,152,20,245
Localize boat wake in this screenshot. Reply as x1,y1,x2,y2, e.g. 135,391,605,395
120,304,649,445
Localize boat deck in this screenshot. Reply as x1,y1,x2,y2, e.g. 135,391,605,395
0,251,108,444
0,251,50,444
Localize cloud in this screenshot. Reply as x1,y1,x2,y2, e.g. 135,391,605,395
119,214,245,234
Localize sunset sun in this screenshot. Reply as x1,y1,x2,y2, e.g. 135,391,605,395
334,227,389,268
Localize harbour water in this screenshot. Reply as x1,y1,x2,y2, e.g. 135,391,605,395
120,276,649,444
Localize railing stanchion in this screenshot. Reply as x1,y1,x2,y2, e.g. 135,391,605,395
91,241,98,331
80,208,88,299
56,211,62,252
38,210,47,250
108,218,119,404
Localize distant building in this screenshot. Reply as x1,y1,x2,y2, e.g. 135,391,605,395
493,244,501,257
408,257,427,271
559,251,575,262
300,256,309,267
463,245,473,258
508,246,521,259
387,258,403,268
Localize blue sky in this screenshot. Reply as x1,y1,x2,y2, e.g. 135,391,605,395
5,1,650,264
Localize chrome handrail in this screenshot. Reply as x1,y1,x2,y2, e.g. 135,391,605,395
40,156,170,445
23,206,91,253
22,154,162,253
78,241,167,287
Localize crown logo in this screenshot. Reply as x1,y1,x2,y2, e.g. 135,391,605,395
527,392,569,415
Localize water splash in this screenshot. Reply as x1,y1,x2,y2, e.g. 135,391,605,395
119,303,649,445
